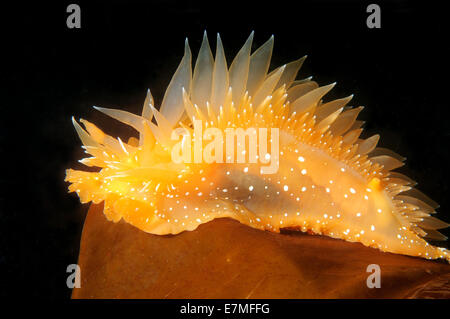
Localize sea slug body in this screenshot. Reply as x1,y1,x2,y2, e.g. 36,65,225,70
66,32,450,262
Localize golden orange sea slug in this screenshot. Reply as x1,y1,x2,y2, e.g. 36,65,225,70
66,32,450,262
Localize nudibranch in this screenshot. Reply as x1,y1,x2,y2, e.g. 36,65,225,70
66,32,450,262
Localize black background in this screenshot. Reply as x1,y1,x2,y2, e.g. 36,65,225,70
1,0,450,300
